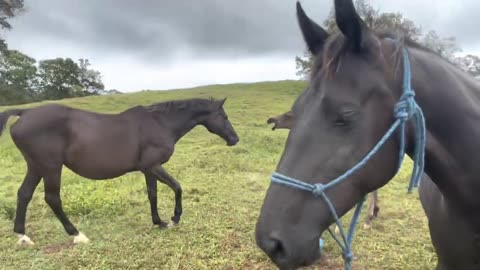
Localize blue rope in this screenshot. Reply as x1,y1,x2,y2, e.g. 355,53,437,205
270,48,426,270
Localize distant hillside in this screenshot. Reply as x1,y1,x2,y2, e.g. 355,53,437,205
0,80,306,113
98,89,123,95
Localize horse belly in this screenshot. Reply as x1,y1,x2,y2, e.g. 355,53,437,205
65,131,139,180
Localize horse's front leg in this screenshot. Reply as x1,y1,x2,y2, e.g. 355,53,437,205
143,171,169,228
139,144,177,227
151,165,183,226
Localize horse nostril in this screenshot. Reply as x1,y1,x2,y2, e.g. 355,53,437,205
264,235,288,261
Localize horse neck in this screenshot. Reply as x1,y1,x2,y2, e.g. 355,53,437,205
160,109,204,143
405,46,480,212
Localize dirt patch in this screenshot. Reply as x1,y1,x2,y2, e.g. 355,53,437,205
42,242,74,254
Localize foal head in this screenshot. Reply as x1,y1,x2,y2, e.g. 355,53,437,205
200,98,239,146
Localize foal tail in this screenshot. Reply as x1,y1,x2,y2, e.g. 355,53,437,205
0,109,28,137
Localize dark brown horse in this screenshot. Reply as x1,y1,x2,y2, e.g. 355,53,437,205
256,1,480,269
0,97,239,246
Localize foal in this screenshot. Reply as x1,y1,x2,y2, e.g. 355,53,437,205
0,97,239,245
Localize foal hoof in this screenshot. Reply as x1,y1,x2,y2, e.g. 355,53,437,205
167,221,179,228
170,217,180,227
73,232,90,244
334,225,340,235
17,234,34,246
154,221,170,229
363,223,372,230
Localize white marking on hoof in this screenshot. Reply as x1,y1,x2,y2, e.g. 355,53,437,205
73,232,90,244
167,221,178,228
363,223,371,230
16,234,34,246
334,225,340,234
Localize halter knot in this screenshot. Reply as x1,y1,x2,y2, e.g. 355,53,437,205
394,91,416,121
312,184,326,197
342,251,354,262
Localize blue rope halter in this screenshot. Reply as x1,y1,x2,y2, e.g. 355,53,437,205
270,48,426,270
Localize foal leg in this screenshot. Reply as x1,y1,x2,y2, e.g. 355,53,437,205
151,165,183,225
144,171,169,228
333,191,380,234
363,190,380,229
43,169,88,244
13,168,42,246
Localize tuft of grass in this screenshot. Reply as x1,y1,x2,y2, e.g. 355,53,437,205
0,80,436,269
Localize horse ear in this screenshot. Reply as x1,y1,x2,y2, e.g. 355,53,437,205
334,0,368,52
296,1,329,55
217,97,227,108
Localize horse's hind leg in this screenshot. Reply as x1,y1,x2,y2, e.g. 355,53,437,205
363,190,380,229
151,165,182,225
144,171,169,228
14,167,42,246
43,169,88,244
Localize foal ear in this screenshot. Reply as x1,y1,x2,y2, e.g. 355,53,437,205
334,0,368,52
296,1,329,55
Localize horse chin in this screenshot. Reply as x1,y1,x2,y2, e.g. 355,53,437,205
274,248,321,270
226,137,239,146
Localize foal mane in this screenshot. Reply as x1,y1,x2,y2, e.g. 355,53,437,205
145,97,216,114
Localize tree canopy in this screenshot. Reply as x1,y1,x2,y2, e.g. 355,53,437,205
295,0,480,79
0,0,106,105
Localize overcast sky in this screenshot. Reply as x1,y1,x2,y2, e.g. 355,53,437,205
3,0,480,92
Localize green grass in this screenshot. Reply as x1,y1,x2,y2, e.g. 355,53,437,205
0,80,436,269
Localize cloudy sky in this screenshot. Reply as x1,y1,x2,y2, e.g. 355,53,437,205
3,0,480,92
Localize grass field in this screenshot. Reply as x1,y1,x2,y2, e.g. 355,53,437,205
0,80,437,269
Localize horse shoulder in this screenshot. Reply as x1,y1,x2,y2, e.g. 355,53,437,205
131,112,175,169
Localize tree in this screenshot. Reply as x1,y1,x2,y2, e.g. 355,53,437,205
421,30,461,62
0,0,24,58
0,0,24,30
0,0,107,105
322,0,421,39
78,58,105,95
0,49,38,105
453,54,480,79
37,58,83,100
294,0,470,78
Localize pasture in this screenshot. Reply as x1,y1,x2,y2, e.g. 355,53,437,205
0,80,436,269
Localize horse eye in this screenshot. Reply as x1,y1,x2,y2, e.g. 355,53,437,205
334,110,356,127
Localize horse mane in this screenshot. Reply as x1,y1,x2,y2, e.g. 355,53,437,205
145,97,216,114
316,28,451,80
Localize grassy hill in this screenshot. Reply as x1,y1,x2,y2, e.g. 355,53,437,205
0,80,436,269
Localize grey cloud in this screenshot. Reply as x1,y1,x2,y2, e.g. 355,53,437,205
5,0,480,63
7,0,331,61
